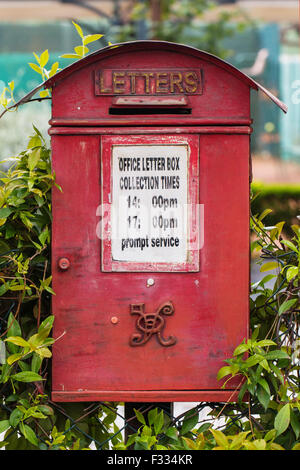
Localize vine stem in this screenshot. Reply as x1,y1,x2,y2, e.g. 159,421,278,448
248,401,254,437
0,97,51,120
0,292,23,338
208,378,245,429
37,260,48,329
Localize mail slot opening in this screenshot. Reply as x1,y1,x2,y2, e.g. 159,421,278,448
109,107,192,115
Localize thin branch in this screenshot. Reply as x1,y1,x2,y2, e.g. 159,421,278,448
0,97,51,120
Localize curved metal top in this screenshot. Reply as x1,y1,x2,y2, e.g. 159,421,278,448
5,40,288,114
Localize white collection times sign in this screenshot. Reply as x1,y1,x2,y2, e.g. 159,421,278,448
111,144,189,264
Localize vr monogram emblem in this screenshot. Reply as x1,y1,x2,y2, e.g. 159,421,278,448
129,302,177,347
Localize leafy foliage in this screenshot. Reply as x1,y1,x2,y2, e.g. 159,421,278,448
251,182,300,237
60,21,104,60
117,0,250,59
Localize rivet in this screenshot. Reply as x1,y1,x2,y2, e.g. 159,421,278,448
111,316,119,324
58,257,70,271
147,278,155,287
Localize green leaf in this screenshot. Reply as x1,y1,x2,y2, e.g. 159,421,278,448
60,53,80,59
280,239,298,253
134,408,146,425
19,212,33,229
275,221,285,238
38,227,49,246
9,408,23,428
141,424,152,437
39,49,49,68
181,411,199,435
27,133,42,149
39,90,49,98
251,274,276,290
265,350,290,361
49,61,59,77
28,147,41,171
233,343,249,356
286,266,299,282
278,299,297,315
0,420,10,434
244,353,264,368
147,408,157,426
29,63,42,75
197,422,211,434
0,240,10,254
72,21,84,38
229,431,250,450
83,34,103,45
182,436,197,450
256,339,277,348
37,405,54,416
7,353,24,365
217,365,234,381
238,381,248,403
210,429,228,448
31,352,43,373
165,427,178,441
20,423,39,447
265,429,277,442
153,410,164,435
269,362,284,384
274,404,290,436
27,333,42,349
38,314,54,339
5,336,30,348
12,371,43,382
258,208,273,221
36,347,52,358
260,261,280,273
0,207,12,218
258,377,270,394
290,409,300,439
74,45,89,57
0,340,6,364
260,358,270,372
257,384,270,410
33,52,40,64
0,283,8,297
32,125,45,141
7,313,21,338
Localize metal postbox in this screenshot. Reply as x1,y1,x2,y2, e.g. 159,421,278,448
42,41,286,402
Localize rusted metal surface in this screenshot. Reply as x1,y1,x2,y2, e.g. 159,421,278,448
51,131,250,401
49,41,286,403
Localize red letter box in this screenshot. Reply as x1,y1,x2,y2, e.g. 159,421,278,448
44,41,286,402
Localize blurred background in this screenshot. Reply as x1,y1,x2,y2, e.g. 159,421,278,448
0,0,299,216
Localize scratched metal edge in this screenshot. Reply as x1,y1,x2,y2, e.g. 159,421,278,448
51,390,243,403
48,125,253,135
